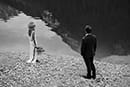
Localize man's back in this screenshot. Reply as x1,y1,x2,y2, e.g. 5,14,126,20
80,25,97,79
81,34,97,57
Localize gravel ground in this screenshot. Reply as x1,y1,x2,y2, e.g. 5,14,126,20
0,52,130,87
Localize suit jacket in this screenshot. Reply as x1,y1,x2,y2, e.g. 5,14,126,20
81,34,97,57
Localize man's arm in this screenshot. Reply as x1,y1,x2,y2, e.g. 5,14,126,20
81,38,85,56
94,38,97,52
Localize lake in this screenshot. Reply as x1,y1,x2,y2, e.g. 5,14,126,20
0,6,80,57
0,1,130,64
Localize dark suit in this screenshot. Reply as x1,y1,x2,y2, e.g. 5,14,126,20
81,34,97,78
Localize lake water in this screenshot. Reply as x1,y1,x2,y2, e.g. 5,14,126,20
0,1,130,64
0,13,80,57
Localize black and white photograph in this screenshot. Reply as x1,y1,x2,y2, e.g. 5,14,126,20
0,0,129,87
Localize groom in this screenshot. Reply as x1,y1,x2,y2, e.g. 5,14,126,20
81,25,97,79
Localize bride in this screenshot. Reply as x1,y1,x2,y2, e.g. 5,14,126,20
27,22,37,63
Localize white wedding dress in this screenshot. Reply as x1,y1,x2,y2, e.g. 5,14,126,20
27,31,37,63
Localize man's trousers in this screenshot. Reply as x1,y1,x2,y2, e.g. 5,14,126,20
83,56,96,78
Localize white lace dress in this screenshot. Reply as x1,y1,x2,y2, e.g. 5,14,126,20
27,31,37,63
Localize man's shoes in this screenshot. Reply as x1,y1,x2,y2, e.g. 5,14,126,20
91,76,96,79
81,75,91,79
80,75,96,80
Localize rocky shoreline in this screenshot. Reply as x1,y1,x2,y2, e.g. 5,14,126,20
0,52,130,87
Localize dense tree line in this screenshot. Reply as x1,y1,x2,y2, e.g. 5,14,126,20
1,0,128,19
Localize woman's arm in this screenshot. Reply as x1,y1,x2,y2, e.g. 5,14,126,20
32,31,37,47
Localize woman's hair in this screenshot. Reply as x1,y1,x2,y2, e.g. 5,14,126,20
28,22,35,28
28,22,35,36
28,28,35,36
28,29,32,36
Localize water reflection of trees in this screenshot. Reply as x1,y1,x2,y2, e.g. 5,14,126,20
0,3,19,22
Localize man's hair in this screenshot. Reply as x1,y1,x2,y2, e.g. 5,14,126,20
84,25,92,33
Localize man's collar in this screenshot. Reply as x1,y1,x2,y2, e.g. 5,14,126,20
85,33,91,36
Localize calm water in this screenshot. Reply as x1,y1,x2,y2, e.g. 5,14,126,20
0,2,130,64
0,13,80,57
